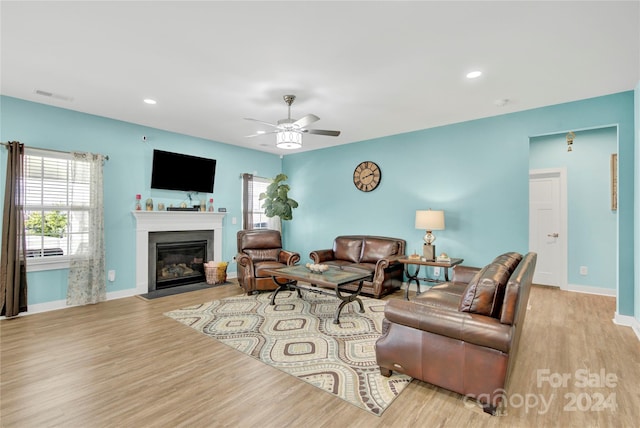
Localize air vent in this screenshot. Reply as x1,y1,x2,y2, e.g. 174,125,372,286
34,89,74,102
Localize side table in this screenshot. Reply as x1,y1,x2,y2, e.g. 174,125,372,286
398,257,464,300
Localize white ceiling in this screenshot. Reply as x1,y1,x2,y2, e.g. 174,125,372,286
1,1,638,155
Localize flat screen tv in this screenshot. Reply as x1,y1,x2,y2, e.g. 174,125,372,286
150,149,216,193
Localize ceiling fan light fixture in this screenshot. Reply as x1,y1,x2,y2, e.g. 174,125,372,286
276,130,302,149
244,94,340,148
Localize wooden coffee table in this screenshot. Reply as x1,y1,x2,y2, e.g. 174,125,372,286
262,265,372,324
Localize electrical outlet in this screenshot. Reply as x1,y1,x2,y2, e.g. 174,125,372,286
580,266,588,276
232,217,237,225
433,267,441,277
108,270,116,282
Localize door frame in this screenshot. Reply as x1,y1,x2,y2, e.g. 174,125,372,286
529,168,568,290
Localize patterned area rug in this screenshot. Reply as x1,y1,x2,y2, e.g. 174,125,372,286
165,290,412,415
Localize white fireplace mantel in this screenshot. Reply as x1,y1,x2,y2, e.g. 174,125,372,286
132,211,225,294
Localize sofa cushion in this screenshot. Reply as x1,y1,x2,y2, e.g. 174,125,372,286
429,282,468,297
492,252,523,274
240,230,282,249
413,289,462,311
254,261,286,278
347,262,376,273
500,278,520,325
244,248,280,262
500,253,534,324
361,238,400,263
323,260,354,269
458,262,511,317
333,237,363,263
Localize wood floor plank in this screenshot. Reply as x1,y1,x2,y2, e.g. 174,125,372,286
1,282,638,427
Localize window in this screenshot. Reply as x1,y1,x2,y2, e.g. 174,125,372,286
249,176,270,229
22,149,91,270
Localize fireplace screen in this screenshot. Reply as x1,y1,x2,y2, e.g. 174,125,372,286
155,240,207,289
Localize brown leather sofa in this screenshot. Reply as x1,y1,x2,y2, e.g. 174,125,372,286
236,229,301,294
309,235,406,298
375,252,537,415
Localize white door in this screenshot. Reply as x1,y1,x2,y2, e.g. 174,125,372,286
529,169,567,288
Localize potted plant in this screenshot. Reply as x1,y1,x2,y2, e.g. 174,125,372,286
259,173,298,221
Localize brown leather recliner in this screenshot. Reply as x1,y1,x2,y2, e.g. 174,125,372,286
236,229,300,294
375,252,537,415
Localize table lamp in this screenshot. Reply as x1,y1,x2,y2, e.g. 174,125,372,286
415,209,445,260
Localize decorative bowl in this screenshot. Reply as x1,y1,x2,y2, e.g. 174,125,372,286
305,263,329,274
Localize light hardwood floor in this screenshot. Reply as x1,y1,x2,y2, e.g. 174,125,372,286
1,282,638,428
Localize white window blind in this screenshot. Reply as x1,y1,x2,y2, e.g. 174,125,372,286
251,176,270,229
23,149,91,268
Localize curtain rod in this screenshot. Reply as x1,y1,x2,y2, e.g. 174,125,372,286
1,141,109,160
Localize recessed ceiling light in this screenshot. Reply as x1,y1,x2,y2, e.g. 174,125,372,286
143,98,157,105
466,71,482,79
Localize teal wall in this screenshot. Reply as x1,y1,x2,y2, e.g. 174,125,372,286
282,91,635,316
0,91,636,318
0,96,282,305
635,82,640,324
530,127,617,289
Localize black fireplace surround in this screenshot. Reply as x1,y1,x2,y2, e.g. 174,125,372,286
148,230,214,291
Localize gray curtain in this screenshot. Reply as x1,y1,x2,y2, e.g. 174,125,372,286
1,141,28,317
241,173,254,230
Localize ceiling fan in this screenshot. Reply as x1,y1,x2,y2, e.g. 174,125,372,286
244,95,341,149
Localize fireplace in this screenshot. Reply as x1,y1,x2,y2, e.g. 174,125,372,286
148,231,213,291
155,241,206,288
132,211,225,295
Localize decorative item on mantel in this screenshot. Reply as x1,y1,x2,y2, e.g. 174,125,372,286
208,198,214,212
145,198,153,211
135,194,142,211
157,202,165,211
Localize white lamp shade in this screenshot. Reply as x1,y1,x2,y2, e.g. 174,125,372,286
276,131,302,149
415,210,445,230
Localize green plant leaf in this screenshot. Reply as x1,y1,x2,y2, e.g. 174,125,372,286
260,174,298,221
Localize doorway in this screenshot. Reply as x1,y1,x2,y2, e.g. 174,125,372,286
529,169,567,288
529,127,618,295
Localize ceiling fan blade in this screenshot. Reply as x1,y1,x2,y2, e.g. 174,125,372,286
244,117,279,128
293,114,319,129
245,130,278,138
304,129,341,137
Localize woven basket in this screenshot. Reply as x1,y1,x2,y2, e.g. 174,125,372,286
205,262,228,285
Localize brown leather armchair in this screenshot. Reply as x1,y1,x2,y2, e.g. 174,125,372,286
236,229,300,294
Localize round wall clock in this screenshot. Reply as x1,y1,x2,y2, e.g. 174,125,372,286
353,161,381,192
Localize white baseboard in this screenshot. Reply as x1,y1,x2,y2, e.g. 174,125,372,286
613,312,640,341
8,273,239,317
15,287,140,316
565,283,617,297
20,299,70,315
